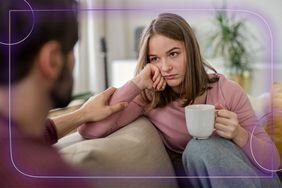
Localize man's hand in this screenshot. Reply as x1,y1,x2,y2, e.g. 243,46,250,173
80,87,128,122
51,87,128,139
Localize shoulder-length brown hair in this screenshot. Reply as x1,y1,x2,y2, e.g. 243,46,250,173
135,13,219,109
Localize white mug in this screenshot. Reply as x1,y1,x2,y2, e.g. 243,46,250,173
185,104,215,139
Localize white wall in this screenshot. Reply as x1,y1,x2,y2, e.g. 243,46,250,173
103,0,282,95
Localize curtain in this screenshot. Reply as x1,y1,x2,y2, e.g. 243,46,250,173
73,0,106,95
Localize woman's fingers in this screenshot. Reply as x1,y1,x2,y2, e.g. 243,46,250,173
216,117,232,125
215,123,238,139
153,75,167,91
160,79,167,90
217,109,237,119
144,64,167,91
215,113,240,139
151,64,161,81
215,103,225,110
156,77,166,90
215,129,229,138
215,123,230,132
153,75,161,88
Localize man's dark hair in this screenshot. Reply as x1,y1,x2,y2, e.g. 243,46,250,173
0,0,79,85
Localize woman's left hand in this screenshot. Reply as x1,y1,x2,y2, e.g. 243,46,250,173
214,104,241,140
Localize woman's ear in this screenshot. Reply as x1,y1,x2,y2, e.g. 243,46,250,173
37,41,63,80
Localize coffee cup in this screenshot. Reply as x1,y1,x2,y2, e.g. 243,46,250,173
184,104,215,139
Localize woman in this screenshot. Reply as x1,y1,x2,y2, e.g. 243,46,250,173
78,13,281,187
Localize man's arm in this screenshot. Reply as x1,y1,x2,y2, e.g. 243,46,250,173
50,87,128,139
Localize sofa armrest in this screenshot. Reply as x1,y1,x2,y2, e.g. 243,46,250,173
55,117,179,188
248,93,271,120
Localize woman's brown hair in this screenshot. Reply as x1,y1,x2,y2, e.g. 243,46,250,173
135,13,219,109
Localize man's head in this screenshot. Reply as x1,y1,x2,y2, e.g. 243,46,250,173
0,0,78,108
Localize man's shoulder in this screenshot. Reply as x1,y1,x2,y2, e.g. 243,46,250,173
0,115,9,140
0,117,90,187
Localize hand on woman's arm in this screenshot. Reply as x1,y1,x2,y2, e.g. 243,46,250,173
51,87,128,139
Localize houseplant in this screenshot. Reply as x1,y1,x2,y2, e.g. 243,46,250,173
207,8,253,90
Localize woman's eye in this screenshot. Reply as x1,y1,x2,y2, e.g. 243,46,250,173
150,57,158,63
170,52,179,57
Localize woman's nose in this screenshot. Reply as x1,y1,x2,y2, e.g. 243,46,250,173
161,59,172,72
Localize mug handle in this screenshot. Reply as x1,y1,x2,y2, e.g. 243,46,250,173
213,109,219,131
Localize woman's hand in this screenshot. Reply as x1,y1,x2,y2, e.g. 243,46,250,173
215,104,248,147
132,64,166,91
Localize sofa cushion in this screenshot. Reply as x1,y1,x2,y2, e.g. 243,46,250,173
248,93,271,120
55,117,178,188
247,83,282,167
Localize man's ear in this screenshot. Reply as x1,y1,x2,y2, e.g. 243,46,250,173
37,41,63,80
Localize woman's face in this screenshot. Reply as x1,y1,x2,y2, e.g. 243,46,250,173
148,34,187,93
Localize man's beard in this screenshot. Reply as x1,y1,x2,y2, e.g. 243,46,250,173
50,61,73,109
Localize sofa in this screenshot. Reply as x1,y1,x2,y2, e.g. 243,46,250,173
55,117,179,188
53,84,282,188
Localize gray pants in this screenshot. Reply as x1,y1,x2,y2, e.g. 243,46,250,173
182,136,281,188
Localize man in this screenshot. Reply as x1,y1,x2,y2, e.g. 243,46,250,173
0,0,127,187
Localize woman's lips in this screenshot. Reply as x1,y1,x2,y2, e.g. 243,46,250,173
164,74,177,80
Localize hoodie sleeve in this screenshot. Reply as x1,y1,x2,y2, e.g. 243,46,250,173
78,81,147,138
